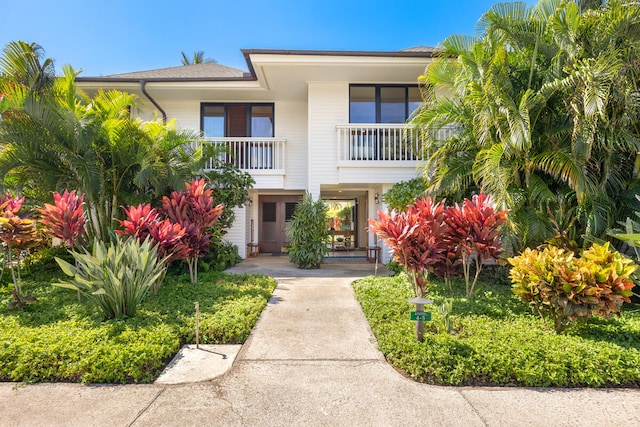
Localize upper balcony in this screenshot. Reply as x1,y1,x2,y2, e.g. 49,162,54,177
197,137,286,174
336,123,456,167
195,137,287,189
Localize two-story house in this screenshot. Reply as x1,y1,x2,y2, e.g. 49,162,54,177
77,48,446,262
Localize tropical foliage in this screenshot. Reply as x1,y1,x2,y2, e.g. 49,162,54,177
368,197,448,297
412,0,640,251
369,194,507,296
444,193,507,295
509,242,636,333
161,178,224,284
287,193,328,269
180,50,216,65
0,41,205,242
354,274,640,387
0,192,38,306
382,178,429,212
55,236,167,320
37,190,86,248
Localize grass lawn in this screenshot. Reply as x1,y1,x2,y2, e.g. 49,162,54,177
353,271,640,387
0,253,276,384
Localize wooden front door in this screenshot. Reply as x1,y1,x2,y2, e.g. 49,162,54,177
259,195,301,253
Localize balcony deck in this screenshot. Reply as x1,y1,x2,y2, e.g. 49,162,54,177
336,123,456,166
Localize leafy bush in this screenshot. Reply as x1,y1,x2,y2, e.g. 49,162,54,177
0,256,276,383
354,274,640,387
382,178,429,211
509,242,636,333
0,192,39,307
202,240,242,271
444,193,507,295
116,203,189,267
368,197,448,297
287,192,328,269
369,193,507,297
162,178,223,284
37,190,86,248
55,236,167,319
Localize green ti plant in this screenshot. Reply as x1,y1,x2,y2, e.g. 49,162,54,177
439,300,454,334
55,236,167,320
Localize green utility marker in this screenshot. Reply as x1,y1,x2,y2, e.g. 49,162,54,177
410,311,432,321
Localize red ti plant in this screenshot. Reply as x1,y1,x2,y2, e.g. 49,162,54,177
161,179,223,284
444,193,507,296
368,197,448,297
38,190,86,248
0,193,39,307
116,203,189,263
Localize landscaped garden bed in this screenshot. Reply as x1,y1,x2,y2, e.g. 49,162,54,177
0,254,276,384
354,272,640,388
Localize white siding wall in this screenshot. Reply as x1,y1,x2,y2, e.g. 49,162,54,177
225,207,247,258
276,101,308,191
339,166,422,184
134,101,201,130
307,83,349,198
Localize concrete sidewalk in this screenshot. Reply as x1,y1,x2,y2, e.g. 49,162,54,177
1,255,639,426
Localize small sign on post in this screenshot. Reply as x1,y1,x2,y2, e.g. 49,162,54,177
410,311,432,321
408,296,433,342
195,302,200,349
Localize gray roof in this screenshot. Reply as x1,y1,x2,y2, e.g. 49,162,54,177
399,46,438,52
104,62,247,79
77,48,437,82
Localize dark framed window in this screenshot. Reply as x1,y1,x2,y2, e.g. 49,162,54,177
201,103,274,137
349,85,421,123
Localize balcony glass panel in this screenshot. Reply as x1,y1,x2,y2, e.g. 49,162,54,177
251,105,274,137
408,86,422,118
380,87,406,123
350,86,375,123
202,105,224,137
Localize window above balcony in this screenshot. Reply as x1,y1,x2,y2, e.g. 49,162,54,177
349,85,422,124
201,103,274,137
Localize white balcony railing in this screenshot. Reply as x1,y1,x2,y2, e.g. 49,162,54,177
336,124,457,163
196,138,286,173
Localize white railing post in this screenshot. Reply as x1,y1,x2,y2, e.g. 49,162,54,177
199,137,285,172
336,123,457,163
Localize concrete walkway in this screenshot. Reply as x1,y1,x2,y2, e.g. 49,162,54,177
1,256,640,426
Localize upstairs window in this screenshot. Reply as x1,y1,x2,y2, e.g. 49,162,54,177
201,103,274,137
349,85,421,123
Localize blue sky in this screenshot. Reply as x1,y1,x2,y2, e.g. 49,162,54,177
1,0,537,76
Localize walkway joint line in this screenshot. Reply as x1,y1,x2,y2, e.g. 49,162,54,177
127,387,166,427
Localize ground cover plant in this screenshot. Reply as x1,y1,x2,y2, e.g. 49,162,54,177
0,252,276,383
353,273,640,387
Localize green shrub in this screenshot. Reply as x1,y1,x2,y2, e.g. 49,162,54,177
354,274,640,387
382,178,429,211
202,240,243,271
55,236,167,320
0,269,276,383
287,192,329,269
509,242,636,333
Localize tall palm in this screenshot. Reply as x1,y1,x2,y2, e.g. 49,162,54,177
0,44,208,242
0,41,55,100
180,50,216,65
412,0,640,250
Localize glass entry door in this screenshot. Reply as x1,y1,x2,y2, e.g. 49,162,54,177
259,195,301,253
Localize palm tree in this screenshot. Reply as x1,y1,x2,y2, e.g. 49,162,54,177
180,50,217,65
0,42,208,242
0,41,55,100
412,0,640,250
